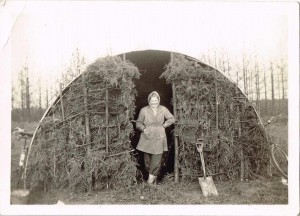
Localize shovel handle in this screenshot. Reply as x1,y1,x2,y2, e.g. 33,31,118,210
199,151,207,180
196,139,207,179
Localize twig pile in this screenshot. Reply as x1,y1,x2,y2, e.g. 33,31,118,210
161,54,269,181
26,56,140,192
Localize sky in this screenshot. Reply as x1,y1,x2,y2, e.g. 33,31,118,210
2,1,291,79
0,0,297,107
1,0,294,108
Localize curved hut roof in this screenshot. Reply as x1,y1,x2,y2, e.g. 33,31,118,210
25,49,269,191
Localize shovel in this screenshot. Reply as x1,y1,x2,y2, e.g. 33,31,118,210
196,138,218,197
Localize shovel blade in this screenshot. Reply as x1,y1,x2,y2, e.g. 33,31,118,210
198,176,218,197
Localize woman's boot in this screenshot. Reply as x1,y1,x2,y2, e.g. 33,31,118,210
147,174,156,184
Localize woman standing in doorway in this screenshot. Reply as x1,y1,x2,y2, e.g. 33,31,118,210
136,91,175,184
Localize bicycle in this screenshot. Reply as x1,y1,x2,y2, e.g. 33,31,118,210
13,127,34,188
262,116,288,179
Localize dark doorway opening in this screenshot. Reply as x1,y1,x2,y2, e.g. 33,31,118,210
121,50,174,181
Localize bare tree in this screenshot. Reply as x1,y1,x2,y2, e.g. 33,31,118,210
49,75,54,105
254,58,260,113
226,52,232,80
270,62,275,115
24,66,31,122
213,49,217,68
242,53,249,97
278,57,287,107
199,53,207,64
217,49,225,73
248,62,254,102
234,56,240,87
62,48,87,85
263,63,268,116
18,67,25,121
280,65,286,101
203,49,214,66
11,84,15,110
38,76,43,116
45,78,49,109
218,49,232,79
276,66,281,113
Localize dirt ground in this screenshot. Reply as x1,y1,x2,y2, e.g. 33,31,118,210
10,118,288,205
25,176,287,205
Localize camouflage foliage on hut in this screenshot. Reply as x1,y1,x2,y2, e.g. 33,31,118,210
161,53,269,181
25,50,270,192
25,56,140,192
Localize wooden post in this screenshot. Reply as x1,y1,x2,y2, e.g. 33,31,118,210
82,73,93,192
214,70,219,174
236,98,244,181
196,81,200,122
171,52,179,183
105,86,109,153
82,73,91,155
55,83,66,181
214,69,219,130
59,83,65,121
120,53,125,140
238,115,244,181
172,81,179,183
53,149,56,182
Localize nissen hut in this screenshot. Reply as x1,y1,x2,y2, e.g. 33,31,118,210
24,50,270,192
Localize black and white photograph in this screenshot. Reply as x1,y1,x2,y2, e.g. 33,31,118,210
0,1,299,215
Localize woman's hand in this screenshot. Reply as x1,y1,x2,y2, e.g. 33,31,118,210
143,127,149,135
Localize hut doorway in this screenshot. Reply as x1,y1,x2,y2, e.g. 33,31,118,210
124,50,174,180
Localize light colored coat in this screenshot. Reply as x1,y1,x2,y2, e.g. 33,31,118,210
136,105,175,154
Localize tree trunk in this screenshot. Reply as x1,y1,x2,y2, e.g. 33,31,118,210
11,85,14,110
277,67,281,114
82,73,91,155
280,63,286,115
19,70,25,121
249,67,253,102
38,77,42,117
171,52,179,183
25,67,31,122
242,55,248,97
226,52,231,79
235,56,239,87
281,66,285,100
172,81,179,183
263,65,268,116
270,63,275,116
46,84,49,109
255,61,260,113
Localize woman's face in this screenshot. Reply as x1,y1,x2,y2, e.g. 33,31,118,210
149,96,159,109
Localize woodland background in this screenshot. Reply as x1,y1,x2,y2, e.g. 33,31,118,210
11,47,288,123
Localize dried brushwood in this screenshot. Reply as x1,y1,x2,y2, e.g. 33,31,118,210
161,53,269,181
26,56,140,192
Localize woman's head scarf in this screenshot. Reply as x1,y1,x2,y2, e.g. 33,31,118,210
148,91,160,105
